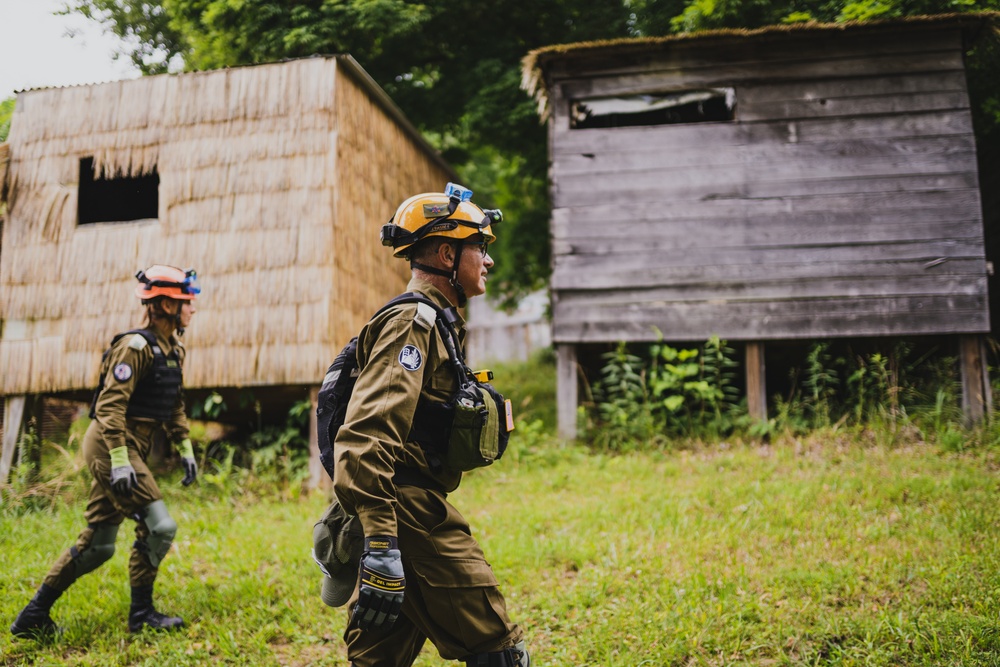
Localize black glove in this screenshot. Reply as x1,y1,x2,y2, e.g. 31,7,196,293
179,438,198,486
181,457,197,486
108,446,137,497
352,536,405,630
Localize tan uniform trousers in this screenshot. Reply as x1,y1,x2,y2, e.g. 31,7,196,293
43,420,166,591
344,485,523,666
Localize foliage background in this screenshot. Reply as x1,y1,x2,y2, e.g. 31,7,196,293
0,97,13,143
56,0,1000,307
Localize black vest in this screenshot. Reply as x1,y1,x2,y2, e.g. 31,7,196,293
90,329,183,422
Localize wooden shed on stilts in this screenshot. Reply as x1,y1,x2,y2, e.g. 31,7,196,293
523,14,999,439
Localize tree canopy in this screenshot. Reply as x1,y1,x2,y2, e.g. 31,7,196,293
0,97,14,143
63,0,1000,305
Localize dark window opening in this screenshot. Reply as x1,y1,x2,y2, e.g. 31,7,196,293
78,157,159,225
571,88,736,129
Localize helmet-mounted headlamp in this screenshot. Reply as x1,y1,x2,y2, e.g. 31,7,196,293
135,268,202,296
444,182,473,202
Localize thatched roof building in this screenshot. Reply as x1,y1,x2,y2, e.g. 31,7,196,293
0,56,454,400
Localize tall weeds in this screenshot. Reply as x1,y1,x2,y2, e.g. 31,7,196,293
589,337,985,451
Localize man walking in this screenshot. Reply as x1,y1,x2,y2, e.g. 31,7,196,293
330,184,528,666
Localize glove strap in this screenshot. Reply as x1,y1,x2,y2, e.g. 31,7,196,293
364,536,397,552
109,446,130,468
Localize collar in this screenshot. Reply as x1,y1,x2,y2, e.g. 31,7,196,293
406,277,466,328
148,327,180,354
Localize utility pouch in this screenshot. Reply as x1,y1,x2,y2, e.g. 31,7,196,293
445,383,503,473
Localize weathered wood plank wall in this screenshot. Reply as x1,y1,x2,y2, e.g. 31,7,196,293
546,26,989,343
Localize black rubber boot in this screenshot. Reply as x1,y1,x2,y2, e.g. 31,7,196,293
127,585,184,633
10,584,62,639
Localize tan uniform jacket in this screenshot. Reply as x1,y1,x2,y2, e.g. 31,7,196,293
89,327,190,460
333,278,464,537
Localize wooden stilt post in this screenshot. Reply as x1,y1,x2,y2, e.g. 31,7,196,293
21,395,43,481
557,344,578,441
2,395,27,484
746,341,767,423
960,334,990,426
981,335,993,419
307,385,331,493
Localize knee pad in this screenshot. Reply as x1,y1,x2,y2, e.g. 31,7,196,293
466,641,529,667
139,500,177,568
72,522,119,576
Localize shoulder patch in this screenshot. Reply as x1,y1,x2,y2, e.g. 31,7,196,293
398,345,423,372
414,302,437,330
128,334,148,351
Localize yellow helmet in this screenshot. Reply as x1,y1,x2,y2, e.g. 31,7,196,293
380,183,502,258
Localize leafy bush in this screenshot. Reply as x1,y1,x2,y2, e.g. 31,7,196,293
198,398,312,498
590,337,742,449
586,335,987,452
190,391,227,420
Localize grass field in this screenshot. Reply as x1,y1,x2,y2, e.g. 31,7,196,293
3,431,1000,666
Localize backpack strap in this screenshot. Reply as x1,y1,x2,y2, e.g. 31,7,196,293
374,292,471,387
109,328,161,355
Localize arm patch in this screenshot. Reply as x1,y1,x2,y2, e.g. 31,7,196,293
128,334,148,351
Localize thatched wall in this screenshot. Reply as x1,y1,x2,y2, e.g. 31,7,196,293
0,57,454,396
333,64,452,345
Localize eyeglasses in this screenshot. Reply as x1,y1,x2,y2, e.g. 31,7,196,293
470,239,489,257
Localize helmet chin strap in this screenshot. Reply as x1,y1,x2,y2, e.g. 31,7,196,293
450,245,468,308
410,241,468,307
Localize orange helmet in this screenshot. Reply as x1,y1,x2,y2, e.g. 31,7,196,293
134,265,200,301
380,183,502,258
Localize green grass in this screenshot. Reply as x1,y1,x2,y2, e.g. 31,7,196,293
4,431,1000,665
490,348,558,432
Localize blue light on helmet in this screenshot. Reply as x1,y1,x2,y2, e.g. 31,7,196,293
444,182,473,202
183,269,202,296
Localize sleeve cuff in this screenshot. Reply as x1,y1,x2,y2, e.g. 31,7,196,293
109,446,130,468
364,536,398,551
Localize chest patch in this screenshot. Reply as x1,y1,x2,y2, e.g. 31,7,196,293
113,363,133,382
398,345,423,372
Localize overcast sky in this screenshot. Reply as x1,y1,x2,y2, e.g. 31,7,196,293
0,0,139,101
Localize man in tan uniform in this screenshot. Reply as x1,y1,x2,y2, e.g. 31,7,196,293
11,266,200,638
332,185,528,666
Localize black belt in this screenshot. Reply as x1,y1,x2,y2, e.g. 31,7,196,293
393,465,447,494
